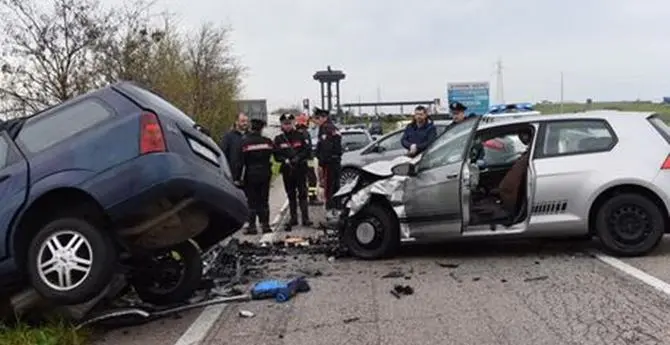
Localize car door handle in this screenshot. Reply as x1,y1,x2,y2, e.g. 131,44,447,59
0,174,9,183
446,174,458,180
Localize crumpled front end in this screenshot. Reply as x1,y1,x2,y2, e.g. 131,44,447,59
328,175,410,238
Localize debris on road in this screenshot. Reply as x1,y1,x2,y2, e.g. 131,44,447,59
343,317,360,324
524,275,549,282
250,277,311,303
381,270,405,279
239,310,255,318
390,284,414,299
436,262,460,268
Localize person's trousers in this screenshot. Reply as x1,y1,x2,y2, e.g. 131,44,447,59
321,162,341,210
306,166,318,201
244,177,270,228
282,168,310,222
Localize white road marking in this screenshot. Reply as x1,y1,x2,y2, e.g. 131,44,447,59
261,201,289,244
173,305,226,345
592,251,670,296
174,200,290,345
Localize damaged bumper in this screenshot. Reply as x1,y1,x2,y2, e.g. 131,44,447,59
331,175,409,232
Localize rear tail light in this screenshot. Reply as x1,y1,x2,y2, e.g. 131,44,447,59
140,111,166,154
662,155,670,170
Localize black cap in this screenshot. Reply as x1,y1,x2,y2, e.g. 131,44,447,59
449,101,467,112
279,113,294,123
313,107,329,117
250,118,266,131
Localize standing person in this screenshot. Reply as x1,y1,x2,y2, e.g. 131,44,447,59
220,112,249,185
237,118,274,235
449,101,473,124
295,114,321,205
313,108,343,214
273,113,312,231
401,105,437,157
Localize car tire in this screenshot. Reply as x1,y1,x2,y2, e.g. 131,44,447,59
26,218,117,305
340,168,360,187
343,204,399,260
595,193,665,257
132,240,203,305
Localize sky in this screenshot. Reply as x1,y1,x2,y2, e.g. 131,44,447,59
111,0,669,112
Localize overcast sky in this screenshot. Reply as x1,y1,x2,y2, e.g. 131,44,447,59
121,0,669,111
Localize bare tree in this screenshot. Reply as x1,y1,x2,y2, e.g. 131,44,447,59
0,0,116,117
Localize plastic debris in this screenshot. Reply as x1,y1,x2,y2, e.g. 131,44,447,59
239,310,255,318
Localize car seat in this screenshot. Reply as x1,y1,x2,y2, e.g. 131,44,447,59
470,153,529,227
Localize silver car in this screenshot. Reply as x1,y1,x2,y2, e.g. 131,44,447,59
339,120,453,186
331,111,670,259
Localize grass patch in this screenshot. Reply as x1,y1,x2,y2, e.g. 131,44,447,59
0,321,89,345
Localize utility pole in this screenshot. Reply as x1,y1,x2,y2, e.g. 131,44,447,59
495,58,504,104
357,95,362,116
560,72,564,113
375,86,381,115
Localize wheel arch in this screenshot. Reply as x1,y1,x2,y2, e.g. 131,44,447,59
12,187,110,269
587,183,669,234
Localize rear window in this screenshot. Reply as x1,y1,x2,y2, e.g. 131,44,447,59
648,115,670,144
116,83,195,126
17,99,113,153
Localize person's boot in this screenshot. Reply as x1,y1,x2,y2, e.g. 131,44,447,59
289,200,299,226
260,209,272,234
244,210,258,235
299,199,312,226
283,222,293,232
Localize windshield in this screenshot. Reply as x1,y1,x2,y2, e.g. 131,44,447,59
422,118,478,156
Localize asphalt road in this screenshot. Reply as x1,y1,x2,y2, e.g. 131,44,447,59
90,204,670,345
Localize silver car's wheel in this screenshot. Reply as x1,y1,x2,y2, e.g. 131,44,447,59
596,193,664,257
27,217,117,305
37,230,93,292
340,168,359,187
355,222,377,245
343,204,400,260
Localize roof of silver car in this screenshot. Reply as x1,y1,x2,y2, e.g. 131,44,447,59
478,110,655,129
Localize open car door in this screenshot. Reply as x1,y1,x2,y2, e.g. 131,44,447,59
400,117,482,239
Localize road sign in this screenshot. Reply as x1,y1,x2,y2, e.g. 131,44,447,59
447,82,490,115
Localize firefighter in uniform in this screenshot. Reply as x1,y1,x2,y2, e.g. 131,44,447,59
295,113,320,205
273,113,313,231
238,118,274,235
312,108,343,213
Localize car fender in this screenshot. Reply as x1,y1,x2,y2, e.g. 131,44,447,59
347,175,409,218
584,177,670,218
7,169,98,256
27,169,97,203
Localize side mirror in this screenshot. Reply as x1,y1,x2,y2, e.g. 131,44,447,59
392,162,415,176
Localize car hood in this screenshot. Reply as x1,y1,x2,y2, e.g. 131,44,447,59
360,155,414,177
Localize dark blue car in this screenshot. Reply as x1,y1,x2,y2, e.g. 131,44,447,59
0,82,248,305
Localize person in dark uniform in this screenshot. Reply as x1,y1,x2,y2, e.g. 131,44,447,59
449,101,472,124
295,113,321,205
312,108,343,213
237,118,274,235
273,113,313,231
